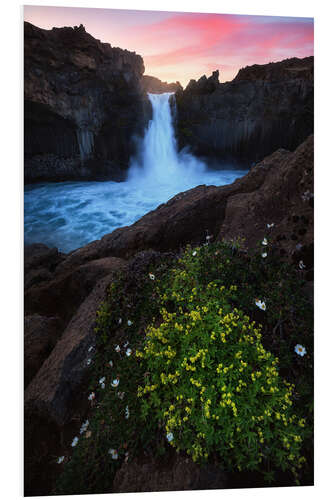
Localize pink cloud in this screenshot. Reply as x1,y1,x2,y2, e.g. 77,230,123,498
24,7,313,87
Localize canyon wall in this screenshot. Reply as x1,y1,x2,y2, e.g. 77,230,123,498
24,22,151,183
176,57,313,163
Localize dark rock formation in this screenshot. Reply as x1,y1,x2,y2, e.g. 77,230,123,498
24,22,150,183
141,75,182,94
113,452,227,492
176,57,313,162
25,243,65,288
25,255,126,322
24,272,120,426
24,314,63,388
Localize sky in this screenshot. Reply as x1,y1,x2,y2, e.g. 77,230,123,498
24,5,314,87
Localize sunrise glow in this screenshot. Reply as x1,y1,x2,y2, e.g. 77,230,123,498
24,6,313,87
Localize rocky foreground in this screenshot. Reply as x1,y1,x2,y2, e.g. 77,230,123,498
24,135,313,495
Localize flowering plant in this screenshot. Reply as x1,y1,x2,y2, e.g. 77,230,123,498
136,247,308,477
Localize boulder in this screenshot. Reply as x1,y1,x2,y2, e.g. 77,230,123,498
219,135,314,261
113,452,227,492
24,314,62,388
24,243,64,276
25,256,126,321
25,270,122,425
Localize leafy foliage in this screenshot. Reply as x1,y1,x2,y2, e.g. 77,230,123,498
55,240,313,494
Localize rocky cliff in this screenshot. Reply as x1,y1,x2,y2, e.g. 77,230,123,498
176,57,313,163
141,75,182,94
24,22,151,183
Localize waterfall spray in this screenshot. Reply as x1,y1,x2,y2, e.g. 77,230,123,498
127,93,205,189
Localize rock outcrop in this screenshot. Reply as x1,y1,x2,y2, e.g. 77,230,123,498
141,75,182,94
113,452,227,492
176,57,313,162
24,22,151,183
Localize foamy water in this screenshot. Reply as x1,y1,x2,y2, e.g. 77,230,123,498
25,93,247,253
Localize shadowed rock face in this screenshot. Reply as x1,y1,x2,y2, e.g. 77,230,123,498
141,75,183,94
176,57,313,163
24,22,151,183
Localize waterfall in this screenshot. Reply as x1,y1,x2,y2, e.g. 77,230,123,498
25,92,248,253
127,93,205,188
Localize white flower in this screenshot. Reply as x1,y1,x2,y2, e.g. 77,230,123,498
111,378,120,388
115,345,121,352
88,392,95,401
262,238,268,246
80,420,89,434
301,191,314,202
117,391,125,400
108,448,118,460
166,432,174,442
101,383,105,389
108,360,113,367
149,273,155,280
299,260,306,270
267,223,275,229
99,377,106,385
255,299,266,311
126,348,132,357
261,252,267,258
295,344,307,357
118,318,122,325
71,436,79,447
57,456,65,464
125,406,130,419
86,358,92,366
127,320,133,326
88,346,94,352
124,341,129,348
192,251,197,256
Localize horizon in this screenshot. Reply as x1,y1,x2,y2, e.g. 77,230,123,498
24,6,313,88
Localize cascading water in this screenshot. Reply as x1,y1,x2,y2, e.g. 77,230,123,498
25,92,248,253
128,93,205,189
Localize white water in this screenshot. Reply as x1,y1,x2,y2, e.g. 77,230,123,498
25,93,247,253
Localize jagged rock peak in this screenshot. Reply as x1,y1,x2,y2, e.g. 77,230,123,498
234,56,314,82
184,70,220,94
142,75,183,94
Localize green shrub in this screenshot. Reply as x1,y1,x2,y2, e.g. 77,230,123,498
136,246,309,479
55,241,312,493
